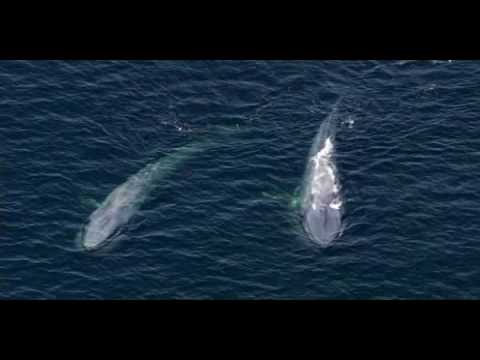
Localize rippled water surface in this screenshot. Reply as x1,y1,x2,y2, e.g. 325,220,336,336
2,60,479,299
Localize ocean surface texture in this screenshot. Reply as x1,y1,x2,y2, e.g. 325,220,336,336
2,60,478,299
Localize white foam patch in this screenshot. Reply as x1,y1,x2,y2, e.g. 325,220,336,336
329,199,342,210
343,116,355,129
318,137,334,158
333,183,339,194
306,136,343,211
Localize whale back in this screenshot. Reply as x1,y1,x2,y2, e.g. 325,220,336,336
300,100,344,246
81,142,205,250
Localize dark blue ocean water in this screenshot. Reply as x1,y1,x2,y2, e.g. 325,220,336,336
2,60,479,299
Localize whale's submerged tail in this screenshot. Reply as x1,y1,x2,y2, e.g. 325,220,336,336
307,98,342,159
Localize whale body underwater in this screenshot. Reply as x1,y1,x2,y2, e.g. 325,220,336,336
80,143,203,251
78,118,343,251
299,104,344,246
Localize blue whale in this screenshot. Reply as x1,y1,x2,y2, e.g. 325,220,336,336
80,143,204,251
300,103,344,246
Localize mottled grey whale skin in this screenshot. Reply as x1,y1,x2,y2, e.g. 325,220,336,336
81,143,204,251
304,205,342,245
300,103,343,246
